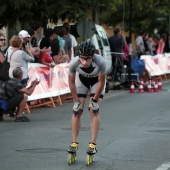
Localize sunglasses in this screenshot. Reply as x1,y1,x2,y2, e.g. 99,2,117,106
0,39,5,41
79,56,92,61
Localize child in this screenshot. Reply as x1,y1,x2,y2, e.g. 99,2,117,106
38,37,55,67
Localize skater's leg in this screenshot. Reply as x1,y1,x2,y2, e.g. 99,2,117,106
71,111,82,142
90,113,100,143
71,97,86,143
89,98,102,144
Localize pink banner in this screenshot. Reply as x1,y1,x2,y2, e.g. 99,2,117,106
27,63,70,101
141,53,170,77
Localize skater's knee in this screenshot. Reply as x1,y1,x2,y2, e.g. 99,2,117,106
73,110,83,117
90,110,100,117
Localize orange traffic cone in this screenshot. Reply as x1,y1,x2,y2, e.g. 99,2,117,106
130,81,135,93
158,79,162,90
147,81,152,92
138,81,144,93
154,81,159,92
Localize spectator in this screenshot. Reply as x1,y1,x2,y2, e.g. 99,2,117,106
38,28,53,47
39,37,55,67
0,67,40,121
44,28,53,40
30,21,42,46
164,34,170,53
122,37,129,66
0,33,5,86
27,28,37,47
147,36,154,56
63,22,77,59
51,38,69,64
156,34,166,54
143,33,149,55
152,35,159,55
57,26,67,55
108,27,124,81
58,26,72,60
19,30,40,57
19,30,30,49
52,28,63,51
7,35,35,86
135,30,145,58
27,28,40,62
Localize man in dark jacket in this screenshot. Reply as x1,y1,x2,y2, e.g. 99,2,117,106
0,67,40,122
108,28,124,82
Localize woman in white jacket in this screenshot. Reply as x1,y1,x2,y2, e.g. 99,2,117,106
7,35,35,86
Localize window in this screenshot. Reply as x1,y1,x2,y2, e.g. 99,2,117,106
98,31,109,46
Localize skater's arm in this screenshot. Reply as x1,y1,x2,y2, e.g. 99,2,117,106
69,75,79,101
93,74,106,101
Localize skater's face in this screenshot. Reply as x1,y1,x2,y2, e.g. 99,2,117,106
0,35,5,47
79,55,93,68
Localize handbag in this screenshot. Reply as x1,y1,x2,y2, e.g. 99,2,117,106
0,50,17,81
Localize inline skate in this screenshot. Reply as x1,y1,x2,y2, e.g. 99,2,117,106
86,143,97,166
67,142,79,164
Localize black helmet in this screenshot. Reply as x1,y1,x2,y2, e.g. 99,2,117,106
78,41,95,56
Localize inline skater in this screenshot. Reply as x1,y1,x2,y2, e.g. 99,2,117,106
67,41,106,165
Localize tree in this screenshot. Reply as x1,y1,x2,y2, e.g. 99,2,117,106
1,0,169,35
0,0,112,28
99,0,170,35
0,0,89,28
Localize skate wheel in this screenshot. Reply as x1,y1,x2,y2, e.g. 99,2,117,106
90,156,93,164
92,155,95,162
68,154,72,164
68,154,76,164
86,155,90,166
86,155,93,165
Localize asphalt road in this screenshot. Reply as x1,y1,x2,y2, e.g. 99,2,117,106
1,80,170,170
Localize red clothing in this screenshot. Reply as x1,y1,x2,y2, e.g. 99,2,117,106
122,44,129,61
156,39,165,54
38,53,53,64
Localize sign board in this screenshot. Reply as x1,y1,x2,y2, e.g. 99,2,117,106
77,19,96,40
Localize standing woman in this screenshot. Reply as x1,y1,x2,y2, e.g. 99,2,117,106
7,35,35,86
156,34,166,54
0,33,6,85
51,38,70,64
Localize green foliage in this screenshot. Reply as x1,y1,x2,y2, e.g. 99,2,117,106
0,0,89,27
0,0,169,35
100,0,170,34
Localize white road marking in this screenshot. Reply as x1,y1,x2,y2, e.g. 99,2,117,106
156,162,170,170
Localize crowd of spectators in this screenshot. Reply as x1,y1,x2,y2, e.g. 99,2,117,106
135,31,170,58
108,27,170,82
0,21,77,122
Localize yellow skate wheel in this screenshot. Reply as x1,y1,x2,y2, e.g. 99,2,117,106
68,154,72,164
68,154,76,164
86,155,90,166
90,156,93,164
92,155,95,162
74,155,77,161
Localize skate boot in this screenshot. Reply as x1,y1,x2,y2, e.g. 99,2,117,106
67,142,79,164
86,143,97,166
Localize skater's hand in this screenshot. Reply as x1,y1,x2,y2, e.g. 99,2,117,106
73,101,82,115
89,98,99,113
